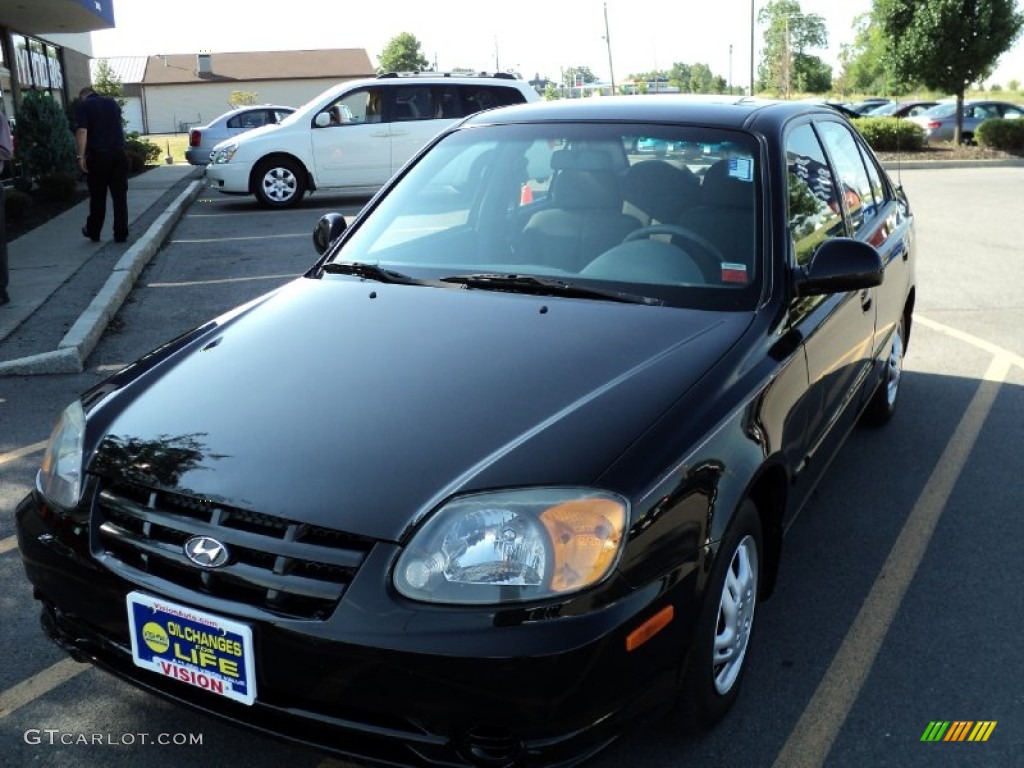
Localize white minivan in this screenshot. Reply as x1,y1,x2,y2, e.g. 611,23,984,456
205,72,540,207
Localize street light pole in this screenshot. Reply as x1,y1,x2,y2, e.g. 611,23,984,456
604,2,616,95
750,0,755,96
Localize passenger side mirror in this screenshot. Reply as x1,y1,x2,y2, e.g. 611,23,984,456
313,213,348,255
314,112,332,129
795,238,883,296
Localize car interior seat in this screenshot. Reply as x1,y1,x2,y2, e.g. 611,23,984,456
622,159,701,226
676,159,757,283
518,149,640,273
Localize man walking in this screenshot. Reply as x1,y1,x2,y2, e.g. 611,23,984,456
75,86,129,243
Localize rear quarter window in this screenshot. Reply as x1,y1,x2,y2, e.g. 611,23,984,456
459,85,527,114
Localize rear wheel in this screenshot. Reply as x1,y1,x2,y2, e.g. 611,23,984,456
680,498,762,730
863,315,905,426
254,157,306,208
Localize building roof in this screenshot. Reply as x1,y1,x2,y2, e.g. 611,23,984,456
141,49,374,85
90,57,149,85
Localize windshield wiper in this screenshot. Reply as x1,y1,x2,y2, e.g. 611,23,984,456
321,261,430,286
440,273,663,306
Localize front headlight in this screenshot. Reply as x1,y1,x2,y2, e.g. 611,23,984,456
37,400,86,509
212,143,238,164
395,488,627,605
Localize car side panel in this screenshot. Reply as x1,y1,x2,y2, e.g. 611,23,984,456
312,120,393,188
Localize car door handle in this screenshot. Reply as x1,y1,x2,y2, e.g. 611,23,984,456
860,289,872,312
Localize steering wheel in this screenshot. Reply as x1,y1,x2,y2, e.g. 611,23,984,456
623,224,725,281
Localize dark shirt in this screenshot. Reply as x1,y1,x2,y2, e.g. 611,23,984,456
75,93,125,152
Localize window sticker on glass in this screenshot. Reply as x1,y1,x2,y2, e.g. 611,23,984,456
721,262,748,284
728,156,753,182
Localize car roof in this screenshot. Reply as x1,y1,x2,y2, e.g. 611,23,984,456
461,94,844,131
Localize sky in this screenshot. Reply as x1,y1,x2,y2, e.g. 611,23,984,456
89,0,1024,90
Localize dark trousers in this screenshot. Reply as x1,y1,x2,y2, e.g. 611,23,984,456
85,149,129,240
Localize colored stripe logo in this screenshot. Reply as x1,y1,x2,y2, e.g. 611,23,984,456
921,721,997,742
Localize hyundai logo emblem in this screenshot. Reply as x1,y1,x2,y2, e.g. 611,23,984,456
183,535,230,568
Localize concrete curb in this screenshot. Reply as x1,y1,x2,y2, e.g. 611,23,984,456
880,158,1024,171
0,180,204,376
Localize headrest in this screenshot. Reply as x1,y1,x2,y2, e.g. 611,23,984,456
552,169,621,210
701,159,755,208
624,160,700,223
551,149,614,171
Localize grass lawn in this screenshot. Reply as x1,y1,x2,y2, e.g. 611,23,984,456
141,133,190,165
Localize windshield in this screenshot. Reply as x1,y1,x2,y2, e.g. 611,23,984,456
328,122,763,311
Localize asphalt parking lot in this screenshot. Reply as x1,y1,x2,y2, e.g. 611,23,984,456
1,167,1022,767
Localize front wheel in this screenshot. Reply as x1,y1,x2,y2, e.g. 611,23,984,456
680,498,762,731
254,157,306,208
862,315,906,426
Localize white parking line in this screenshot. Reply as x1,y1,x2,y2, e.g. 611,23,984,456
0,535,17,555
773,352,1010,768
0,658,91,719
170,233,308,244
915,314,1024,370
147,273,300,289
0,440,46,466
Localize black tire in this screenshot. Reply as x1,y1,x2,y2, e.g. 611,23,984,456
680,498,762,731
253,157,306,208
862,315,905,426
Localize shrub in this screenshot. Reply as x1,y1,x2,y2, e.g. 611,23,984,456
976,118,1024,150
4,188,32,219
853,117,926,152
36,171,79,202
15,90,77,180
125,132,161,165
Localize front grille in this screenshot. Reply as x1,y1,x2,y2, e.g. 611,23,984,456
92,479,374,619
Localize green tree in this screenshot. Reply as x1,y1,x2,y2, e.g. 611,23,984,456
228,90,259,108
16,90,77,198
561,66,598,96
757,0,829,97
92,58,123,99
879,0,1024,143
839,13,897,96
377,32,429,74
92,58,128,122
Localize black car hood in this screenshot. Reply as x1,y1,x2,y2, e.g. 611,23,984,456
90,278,752,541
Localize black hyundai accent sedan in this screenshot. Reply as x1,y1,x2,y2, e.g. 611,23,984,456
18,95,915,767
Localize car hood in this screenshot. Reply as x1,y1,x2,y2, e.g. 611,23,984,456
211,121,283,152
90,278,753,542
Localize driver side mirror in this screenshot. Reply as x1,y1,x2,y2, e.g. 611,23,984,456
795,238,883,297
313,213,348,255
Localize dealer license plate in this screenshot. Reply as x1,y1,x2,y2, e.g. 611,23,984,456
127,591,256,705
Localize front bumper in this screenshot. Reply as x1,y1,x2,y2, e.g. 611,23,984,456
16,489,690,767
204,161,253,194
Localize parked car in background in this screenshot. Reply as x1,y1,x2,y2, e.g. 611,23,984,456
845,98,891,114
907,99,1024,143
205,72,540,207
20,95,916,768
186,105,295,165
863,100,938,118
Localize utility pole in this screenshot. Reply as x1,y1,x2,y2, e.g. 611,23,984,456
729,43,733,95
604,3,616,95
750,0,755,96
